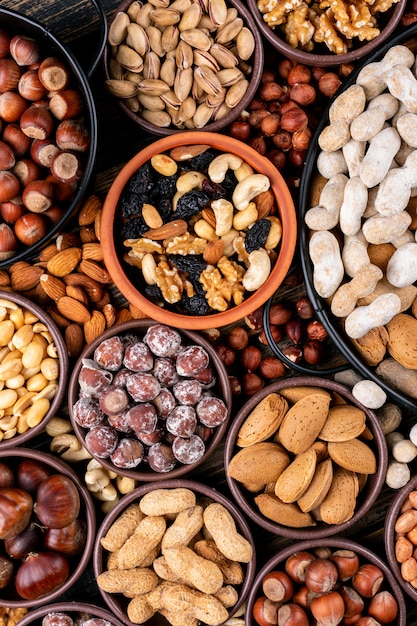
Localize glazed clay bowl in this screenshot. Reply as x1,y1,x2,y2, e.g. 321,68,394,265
384,473,417,602
93,478,256,626
103,0,264,136
247,0,407,67
68,318,232,481
0,289,68,449
17,602,126,626
224,376,388,540
0,448,96,608
0,6,104,266
299,24,417,411
100,132,297,330
246,537,406,626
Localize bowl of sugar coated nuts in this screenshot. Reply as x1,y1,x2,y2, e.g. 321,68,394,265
16,601,127,626
384,473,417,602
100,132,297,330
0,289,68,448
224,376,388,539
68,319,232,480
103,0,263,136
0,7,102,266
247,0,406,67
246,537,406,626
0,447,95,608
93,479,256,626
300,25,417,412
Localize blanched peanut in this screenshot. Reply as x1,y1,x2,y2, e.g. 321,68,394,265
344,293,402,339
331,264,383,317
356,45,415,99
387,242,417,288
342,138,366,178
309,230,344,298
359,127,401,189
339,176,368,236
342,232,370,277
362,211,412,245
304,173,347,231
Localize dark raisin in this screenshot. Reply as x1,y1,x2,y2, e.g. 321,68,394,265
157,197,174,222
202,178,227,199
145,284,164,301
126,162,155,196
180,292,211,315
245,219,271,253
170,254,207,275
175,191,210,220
121,216,149,239
150,173,178,201
221,169,239,199
188,149,218,170
119,191,144,219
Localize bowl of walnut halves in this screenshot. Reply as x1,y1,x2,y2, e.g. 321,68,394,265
68,319,232,481
247,0,407,67
100,132,297,330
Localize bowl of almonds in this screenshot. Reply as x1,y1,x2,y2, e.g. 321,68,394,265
384,473,417,602
0,289,68,448
93,479,255,626
103,0,263,135
100,132,297,330
224,376,388,539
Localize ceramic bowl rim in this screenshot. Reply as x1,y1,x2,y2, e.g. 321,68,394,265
224,375,388,539
16,601,126,626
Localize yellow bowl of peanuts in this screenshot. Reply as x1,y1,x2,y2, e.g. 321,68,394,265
100,132,297,330
247,0,407,66
93,479,256,626
385,473,417,603
0,289,68,448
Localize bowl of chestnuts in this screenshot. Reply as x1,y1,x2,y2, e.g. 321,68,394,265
0,447,96,608
246,537,406,626
0,6,101,266
103,0,264,136
93,478,256,626
0,289,68,449
224,376,388,539
68,319,232,481
16,601,127,626
247,0,407,67
100,131,297,330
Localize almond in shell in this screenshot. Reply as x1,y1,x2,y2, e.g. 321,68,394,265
297,458,333,513
319,404,366,442
227,442,290,486
278,386,331,404
278,392,332,455
254,493,316,528
236,393,288,447
274,448,317,504
319,467,359,525
327,439,377,474
386,313,417,369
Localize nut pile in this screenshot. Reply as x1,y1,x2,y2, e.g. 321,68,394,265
105,0,256,129
70,323,228,472
0,28,90,258
392,489,417,589
121,145,281,315
253,546,398,625
227,385,378,528
97,486,252,625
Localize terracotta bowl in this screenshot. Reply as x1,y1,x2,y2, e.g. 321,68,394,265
0,448,96,608
247,0,406,67
103,0,264,136
68,318,232,481
384,473,417,602
17,602,126,626
224,376,388,540
299,24,417,411
246,537,406,626
93,478,256,626
100,132,297,330
0,289,68,449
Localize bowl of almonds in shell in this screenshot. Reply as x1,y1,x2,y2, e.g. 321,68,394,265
224,376,388,540
103,0,264,135
100,131,297,330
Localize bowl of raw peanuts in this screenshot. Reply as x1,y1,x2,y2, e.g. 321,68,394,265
0,289,68,448
385,473,417,602
92,479,256,626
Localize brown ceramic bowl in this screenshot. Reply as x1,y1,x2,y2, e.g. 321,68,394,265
247,0,406,67
93,478,256,626
17,602,126,626
224,376,388,540
0,448,96,608
0,289,68,449
384,473,417,602
68,318,232,481
246,537,406,625
103,0,264,136
100,132,297,330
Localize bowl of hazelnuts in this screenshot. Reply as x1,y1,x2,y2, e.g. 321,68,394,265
68,319,232,481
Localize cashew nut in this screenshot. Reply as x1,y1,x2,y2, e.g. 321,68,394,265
242,248,271,291
208,153,243,183
232,174,270,211
232,202,258,231
45,416,73,437
234,161,254,182
50,433,92,462
176,171,206,194
211,199,234,236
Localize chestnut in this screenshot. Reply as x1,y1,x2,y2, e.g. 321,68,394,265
0,487,33,539
4,522,42,559
0,461,14,488
35,473,80,529
43,518,87,556
17,458,52,492
15,551,70,600
0,555,13,590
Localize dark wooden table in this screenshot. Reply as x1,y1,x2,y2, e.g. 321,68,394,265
3,0,417,622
